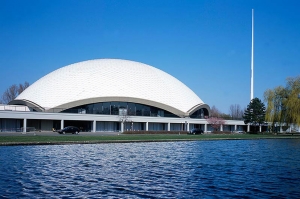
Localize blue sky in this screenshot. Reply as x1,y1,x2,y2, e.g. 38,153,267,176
1,0,299,113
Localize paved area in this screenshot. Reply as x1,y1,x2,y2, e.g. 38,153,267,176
0,131,122,136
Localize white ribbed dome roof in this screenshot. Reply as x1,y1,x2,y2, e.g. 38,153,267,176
14,59,208,116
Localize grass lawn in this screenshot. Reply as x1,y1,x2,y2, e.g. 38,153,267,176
0,133,299,146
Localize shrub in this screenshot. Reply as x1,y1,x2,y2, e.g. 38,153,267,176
122,130,187,134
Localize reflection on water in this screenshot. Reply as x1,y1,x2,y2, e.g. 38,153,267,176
1,139,300,198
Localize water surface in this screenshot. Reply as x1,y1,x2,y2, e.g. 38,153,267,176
1,139,300,198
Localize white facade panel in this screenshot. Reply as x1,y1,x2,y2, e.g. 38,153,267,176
14,59,206,115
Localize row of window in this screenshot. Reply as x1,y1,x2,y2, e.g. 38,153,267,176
61,101,209,118
62,102,179,117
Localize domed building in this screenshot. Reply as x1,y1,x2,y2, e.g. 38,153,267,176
1,59,249,133
0,59,249,133
10,59,210,119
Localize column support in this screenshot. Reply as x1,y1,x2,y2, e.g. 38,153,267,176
204,124,207,133
93,120,96,132
23,118,27,133
259,125,262,133
61,120,64,130
146,122,148,131
121,122,124,133
167,123,170,131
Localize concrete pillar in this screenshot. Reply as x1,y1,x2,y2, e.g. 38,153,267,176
259,125,262,133
93,120,96,132
167,123,170,131
220,124,223,131
186,123,189,131
121,122,124,133
61,120,64,129
23,118,27,133
234,125,237,132
247,124,250,132
204,124,207,133
146,122,148,131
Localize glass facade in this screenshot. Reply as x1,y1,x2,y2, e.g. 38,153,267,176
96,121,120,132
190,108,209,119
0,118,22,132
62,101,180,118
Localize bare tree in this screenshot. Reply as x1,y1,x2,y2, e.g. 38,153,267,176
2,84,18,104
229,104,244,119
18,81,29,94
1,82,30,104
210,105,232,119
210,105,221,117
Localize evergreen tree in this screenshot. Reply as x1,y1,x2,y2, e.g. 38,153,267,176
243,97,266,132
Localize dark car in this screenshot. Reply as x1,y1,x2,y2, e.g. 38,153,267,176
188,128,203,135
57,126,80,134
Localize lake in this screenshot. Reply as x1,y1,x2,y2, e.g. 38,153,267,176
1,139,300,198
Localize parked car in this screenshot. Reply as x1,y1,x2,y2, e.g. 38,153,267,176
188,128,204,135
57,126,80,134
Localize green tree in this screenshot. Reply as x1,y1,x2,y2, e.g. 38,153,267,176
285,76,300,126
264,76,300,131
243,97,266,132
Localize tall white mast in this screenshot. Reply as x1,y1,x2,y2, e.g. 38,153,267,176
251,9,254,101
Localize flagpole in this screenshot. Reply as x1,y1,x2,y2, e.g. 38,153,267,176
251,9,254,101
